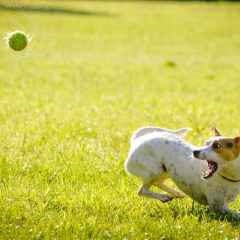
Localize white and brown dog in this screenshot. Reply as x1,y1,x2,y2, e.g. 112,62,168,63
125,127,240,217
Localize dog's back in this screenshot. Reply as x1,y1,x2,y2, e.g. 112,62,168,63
125,127,191,181
130,126,191,145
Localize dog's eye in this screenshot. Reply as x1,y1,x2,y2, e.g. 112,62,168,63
212,141,221,149
226,142,233,148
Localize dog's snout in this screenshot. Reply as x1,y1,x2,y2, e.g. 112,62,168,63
193,150,201,158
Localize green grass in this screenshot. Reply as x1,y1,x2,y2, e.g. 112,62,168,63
1,0,240,239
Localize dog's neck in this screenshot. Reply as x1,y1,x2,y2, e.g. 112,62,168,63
219,157,240,182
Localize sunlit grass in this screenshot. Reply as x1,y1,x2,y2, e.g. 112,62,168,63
0,1,240,239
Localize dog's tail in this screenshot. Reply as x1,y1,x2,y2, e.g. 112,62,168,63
130,126,191,144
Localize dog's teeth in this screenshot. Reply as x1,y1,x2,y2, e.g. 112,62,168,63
202,169,211,178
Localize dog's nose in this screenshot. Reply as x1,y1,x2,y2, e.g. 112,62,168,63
193,150,201,158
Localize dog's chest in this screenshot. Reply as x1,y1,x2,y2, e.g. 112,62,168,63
162,141,208,204
206,179,240,203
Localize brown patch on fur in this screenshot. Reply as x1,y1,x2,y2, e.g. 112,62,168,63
212,137,240,161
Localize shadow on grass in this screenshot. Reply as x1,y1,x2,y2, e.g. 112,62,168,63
150,200,240,226
189,202,240,226
0,3,112,17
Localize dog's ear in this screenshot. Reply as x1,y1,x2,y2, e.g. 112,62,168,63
234,137,240,152
234,137,240,146
212,127,221,136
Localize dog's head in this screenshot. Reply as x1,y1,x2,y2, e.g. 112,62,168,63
193,128,240,179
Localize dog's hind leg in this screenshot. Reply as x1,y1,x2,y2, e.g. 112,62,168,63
138,183,173,203
154,177,185,198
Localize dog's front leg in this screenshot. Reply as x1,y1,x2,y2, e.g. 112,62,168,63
207,197,228,213
208,203,229,214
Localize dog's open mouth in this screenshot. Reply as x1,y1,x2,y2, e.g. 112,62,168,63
202,160,218,179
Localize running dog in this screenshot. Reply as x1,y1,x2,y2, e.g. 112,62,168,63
125,127,240,217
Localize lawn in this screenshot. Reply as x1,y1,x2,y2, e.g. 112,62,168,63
0,0,240,239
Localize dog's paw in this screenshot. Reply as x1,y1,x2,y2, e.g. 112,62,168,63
161,195,173,203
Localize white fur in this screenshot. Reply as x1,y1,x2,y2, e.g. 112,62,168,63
125,127,240,216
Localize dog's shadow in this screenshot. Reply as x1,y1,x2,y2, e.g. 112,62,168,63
189,204,240,225
150,200,240,226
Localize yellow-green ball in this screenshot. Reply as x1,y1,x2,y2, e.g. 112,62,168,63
7,31,29,51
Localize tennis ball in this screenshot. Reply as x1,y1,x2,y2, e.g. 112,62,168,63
6,31,30,51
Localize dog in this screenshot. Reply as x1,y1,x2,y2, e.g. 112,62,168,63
125,127,240,217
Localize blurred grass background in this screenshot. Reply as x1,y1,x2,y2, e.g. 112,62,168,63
0,0,240,239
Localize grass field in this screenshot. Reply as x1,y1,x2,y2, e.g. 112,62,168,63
1,0,240,239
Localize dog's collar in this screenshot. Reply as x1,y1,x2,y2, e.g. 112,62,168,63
219,174,240,183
